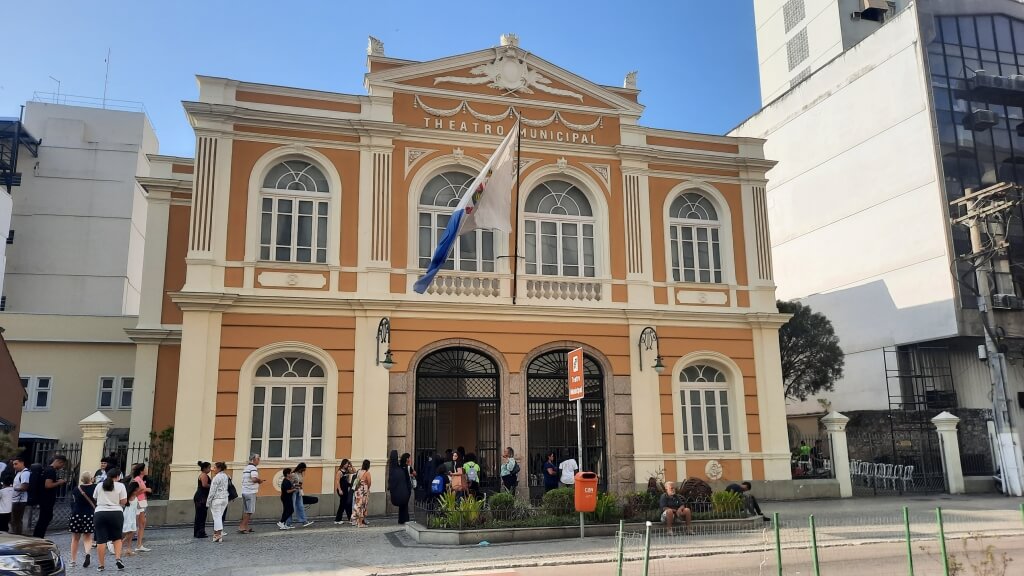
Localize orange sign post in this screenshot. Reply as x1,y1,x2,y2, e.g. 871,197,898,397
567,347,585,537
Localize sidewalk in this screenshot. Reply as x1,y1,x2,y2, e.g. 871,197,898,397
41,495,1022,576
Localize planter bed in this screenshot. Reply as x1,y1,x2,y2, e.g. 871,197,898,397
404,516,764,545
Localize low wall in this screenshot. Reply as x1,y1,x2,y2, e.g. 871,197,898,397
964,475,999,494
405,517,764,545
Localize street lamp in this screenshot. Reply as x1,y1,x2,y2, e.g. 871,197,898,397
638,326,665,374
376,317,394,370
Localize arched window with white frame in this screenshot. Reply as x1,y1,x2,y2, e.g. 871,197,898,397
679,364,731,452
668,192,723,283
259,160,330,264
523,180,596,277
418,171,495,272
250,356,326,459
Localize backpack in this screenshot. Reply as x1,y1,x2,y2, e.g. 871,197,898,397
511,461,520,477
26,463,45,506
430,475,445,495
464,462,479,483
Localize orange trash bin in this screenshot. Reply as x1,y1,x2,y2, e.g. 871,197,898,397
574,472,599,512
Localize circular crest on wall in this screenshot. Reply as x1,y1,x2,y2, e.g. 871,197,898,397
705,460,723,481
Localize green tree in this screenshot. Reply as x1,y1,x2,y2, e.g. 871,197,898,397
777,300,845,401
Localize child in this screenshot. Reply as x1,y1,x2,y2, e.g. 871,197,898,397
0,480,13,532
277,468,296,530
121,481,140,555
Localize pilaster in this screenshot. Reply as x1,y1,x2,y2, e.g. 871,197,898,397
821,411,852,498
933,411,965,495
748,313,791,480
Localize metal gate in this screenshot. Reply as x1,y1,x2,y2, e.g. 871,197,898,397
414,347,501,492
526,350,607,497
848,346,951,496
28,442,82,531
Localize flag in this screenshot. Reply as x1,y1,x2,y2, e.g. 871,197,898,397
414,120,520,294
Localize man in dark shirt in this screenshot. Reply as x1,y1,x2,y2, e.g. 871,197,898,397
542,452,559,492
32,455,67,538
725,481,770,522
658,481,692,536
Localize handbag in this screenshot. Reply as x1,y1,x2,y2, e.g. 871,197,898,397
302,495,319,505
227,478,238,501
407,466,417,490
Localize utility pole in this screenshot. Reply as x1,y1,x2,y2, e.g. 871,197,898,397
952,182,1024,496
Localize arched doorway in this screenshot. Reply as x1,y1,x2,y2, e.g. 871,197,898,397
415,347,501,490
526,350,607,496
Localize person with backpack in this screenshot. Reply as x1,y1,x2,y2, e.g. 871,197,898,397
387,451,412,524
500,447,520,496
429,462,448,500
34,456,68,538
9,458,29,535
463,454,481,497
25,462,44,532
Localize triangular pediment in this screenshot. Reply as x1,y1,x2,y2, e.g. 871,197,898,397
367,44,643,114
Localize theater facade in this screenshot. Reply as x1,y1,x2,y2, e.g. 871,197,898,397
133,35,791,515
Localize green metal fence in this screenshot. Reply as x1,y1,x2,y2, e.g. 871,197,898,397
614,503,1024,576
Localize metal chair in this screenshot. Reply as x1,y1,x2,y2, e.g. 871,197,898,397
900,465,915,491
890,465,904,490
881,464,895,490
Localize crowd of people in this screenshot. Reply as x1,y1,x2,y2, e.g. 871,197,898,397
0,453,155,571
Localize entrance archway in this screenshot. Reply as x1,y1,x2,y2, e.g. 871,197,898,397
526,350,607,495
415,347,501,490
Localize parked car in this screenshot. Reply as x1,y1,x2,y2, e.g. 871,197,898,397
0,533,65,575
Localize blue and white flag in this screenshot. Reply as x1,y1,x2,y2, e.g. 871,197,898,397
414,121,520,294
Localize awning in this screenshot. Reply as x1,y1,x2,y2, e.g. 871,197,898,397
18,432,56,440
862,0,889,11
0,416,14,430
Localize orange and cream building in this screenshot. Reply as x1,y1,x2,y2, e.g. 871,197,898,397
133,35,795,516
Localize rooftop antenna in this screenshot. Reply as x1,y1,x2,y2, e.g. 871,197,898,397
48,76,60,104
103,48,111,109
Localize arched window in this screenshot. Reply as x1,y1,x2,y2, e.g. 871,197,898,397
668,192,722,283
259,160,330,263
418,172,495,272
679,364,731,452
524,180,595,277
250,356,326,459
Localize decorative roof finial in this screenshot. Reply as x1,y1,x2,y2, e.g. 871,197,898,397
368,36,385,56
500,33,519,47
624,70,638,89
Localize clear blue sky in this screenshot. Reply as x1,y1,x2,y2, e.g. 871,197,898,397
3,1,761,158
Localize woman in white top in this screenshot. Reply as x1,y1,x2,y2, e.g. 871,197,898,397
92,468,128,571
206,462,230,543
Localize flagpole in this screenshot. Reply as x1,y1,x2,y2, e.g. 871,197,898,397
511,118,522,305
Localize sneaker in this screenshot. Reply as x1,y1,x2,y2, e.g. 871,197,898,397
70,562,77,567
277,522,291,530
763,515,772,522
97,566,104,572
116,558,125,571
136,545,151,552
83,554,91,568
334,520,345,525
303,521,314,527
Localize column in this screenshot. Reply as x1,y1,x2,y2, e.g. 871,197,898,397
79,411,113,478
749,314,791,480
628,324,663,484
351,314,391,513
168,309,223,501
127,344,159,446
933,411,965,495
820,411,852,498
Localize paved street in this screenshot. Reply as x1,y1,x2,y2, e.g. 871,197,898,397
38,494,1023,575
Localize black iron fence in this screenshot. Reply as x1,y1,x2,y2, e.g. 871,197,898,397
788,432,834,480
100,440,169,499
26,442,82,531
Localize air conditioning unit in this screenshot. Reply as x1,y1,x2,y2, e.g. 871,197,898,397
1012,75,1024,92
991,293,1024,310
964,109,1000,131
971,70,995,89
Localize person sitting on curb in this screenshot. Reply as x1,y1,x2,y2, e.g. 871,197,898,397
659,481,693,536
725,481,771,522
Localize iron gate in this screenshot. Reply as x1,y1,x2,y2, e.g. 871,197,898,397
414,347,501,492
526,350,607,497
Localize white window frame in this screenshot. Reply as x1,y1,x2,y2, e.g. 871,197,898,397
98,377,117,409
249,358,326,460
119,377,134,410
25,376,53,411
663,183,736,288
417,171,495,273
523,181,597,278
668,192,723,284
678,365,732,453
97,377,135,410
257,160,331,264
